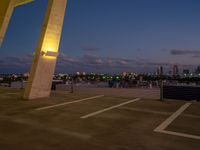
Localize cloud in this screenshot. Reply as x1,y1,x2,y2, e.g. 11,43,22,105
0,54,33,73
81,46,100,52
192,55,200,58
0,52,196,73
81,54,176,70
170,49,200,57
82,54,134,68
0,54,33,68
58,53,80,64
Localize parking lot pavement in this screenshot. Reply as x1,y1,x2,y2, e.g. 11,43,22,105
0,88,200,150
167,104,200,136
75,87,160,100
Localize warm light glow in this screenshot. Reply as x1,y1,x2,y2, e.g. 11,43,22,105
44,55,57,60
41,39,59,60
42,36,60,53
41,50,58,60
46,51,58,57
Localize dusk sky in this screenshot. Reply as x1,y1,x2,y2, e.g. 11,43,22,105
1,0,200,74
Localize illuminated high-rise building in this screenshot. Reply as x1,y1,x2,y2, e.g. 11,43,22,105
173,65,179,76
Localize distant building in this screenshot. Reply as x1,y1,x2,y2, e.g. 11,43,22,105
23,73,29,77
122,72,127,77
168,70,172,76
156,68,159,75
195,66,200,74
173,65,179,76
156,66,163,76
183,69,190,75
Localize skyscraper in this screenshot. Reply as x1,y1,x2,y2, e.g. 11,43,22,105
195,66,200,74
156,66,163,76
173,65,179,76
183,69,190,76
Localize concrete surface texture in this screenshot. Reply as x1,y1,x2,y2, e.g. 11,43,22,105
0,87,199,150
75,87,160,100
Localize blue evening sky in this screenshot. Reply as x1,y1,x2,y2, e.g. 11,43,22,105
1,0,200,73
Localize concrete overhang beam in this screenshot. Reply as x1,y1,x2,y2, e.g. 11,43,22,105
14,0,34,8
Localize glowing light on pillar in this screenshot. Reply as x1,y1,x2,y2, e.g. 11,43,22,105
41,51,58,57
41,40,59,59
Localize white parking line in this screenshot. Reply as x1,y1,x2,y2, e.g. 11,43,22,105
154,102,200,140
7,93,20,95
158,130,200,140
35,95,104,111
154,103,191,131
81,98,140,119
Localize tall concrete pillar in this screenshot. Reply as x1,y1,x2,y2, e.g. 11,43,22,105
0,0,33,46
24,0,67,99
0,0,15,46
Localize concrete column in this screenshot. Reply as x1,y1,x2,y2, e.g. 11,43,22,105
0,0,34,46
0,0,15,46
24,0,67,99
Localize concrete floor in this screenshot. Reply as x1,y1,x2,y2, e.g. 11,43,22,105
0,87,199,150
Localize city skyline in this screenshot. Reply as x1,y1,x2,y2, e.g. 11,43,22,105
1,0,200,73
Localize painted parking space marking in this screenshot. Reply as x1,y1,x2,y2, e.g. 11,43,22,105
81,98,140,119
154,103,191,131
154,102,200,140
35,95,104,111
158,130,200,140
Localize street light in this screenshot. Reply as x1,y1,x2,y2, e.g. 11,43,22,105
41,51,58,57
